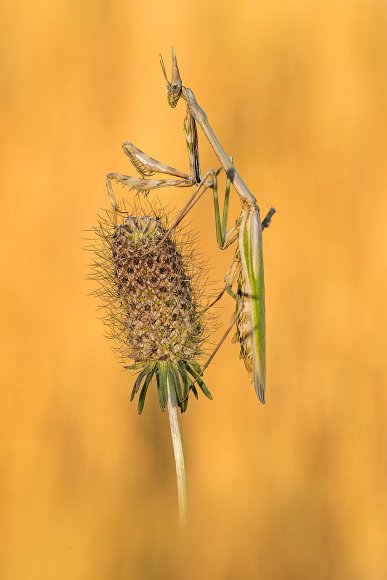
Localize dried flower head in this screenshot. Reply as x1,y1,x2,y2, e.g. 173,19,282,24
89,201,213,414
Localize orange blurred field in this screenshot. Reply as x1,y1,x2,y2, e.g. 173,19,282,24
1,1,386,578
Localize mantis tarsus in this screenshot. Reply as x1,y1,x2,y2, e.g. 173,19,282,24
106,49,275,404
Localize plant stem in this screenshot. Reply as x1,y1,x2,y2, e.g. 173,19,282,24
167,377,187,526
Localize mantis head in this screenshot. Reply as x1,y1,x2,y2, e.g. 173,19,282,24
160,48,183,108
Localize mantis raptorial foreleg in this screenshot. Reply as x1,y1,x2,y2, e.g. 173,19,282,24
106,108,201,210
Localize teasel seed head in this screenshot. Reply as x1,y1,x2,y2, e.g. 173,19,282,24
89,201,214,414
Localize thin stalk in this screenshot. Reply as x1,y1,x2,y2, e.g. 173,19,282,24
167,377,187,526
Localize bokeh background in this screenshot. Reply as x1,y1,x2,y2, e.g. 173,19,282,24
1,0,386,578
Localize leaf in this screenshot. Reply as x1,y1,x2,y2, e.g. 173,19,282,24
184,368,199,399
138,369,155,415
130,365,153,402
180,397,188,413
169,366,184,403
157,363,168,411
178,363,190,401
186,361,213,400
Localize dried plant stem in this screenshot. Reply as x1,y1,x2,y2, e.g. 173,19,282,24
167,377,187,526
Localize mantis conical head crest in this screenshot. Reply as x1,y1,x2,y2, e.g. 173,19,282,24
160,47,182,108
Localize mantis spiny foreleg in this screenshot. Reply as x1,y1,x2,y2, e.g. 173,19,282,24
106,101,201,211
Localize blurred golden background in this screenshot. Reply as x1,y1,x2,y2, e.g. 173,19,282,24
1,0,386,578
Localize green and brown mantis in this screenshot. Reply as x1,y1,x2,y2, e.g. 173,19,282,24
106,49,275,404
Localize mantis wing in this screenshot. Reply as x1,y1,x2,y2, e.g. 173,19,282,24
239,207,266,404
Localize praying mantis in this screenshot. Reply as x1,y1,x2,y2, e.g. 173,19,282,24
106,49,275,404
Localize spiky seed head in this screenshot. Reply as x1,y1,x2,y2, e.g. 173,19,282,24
90,202,214,414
